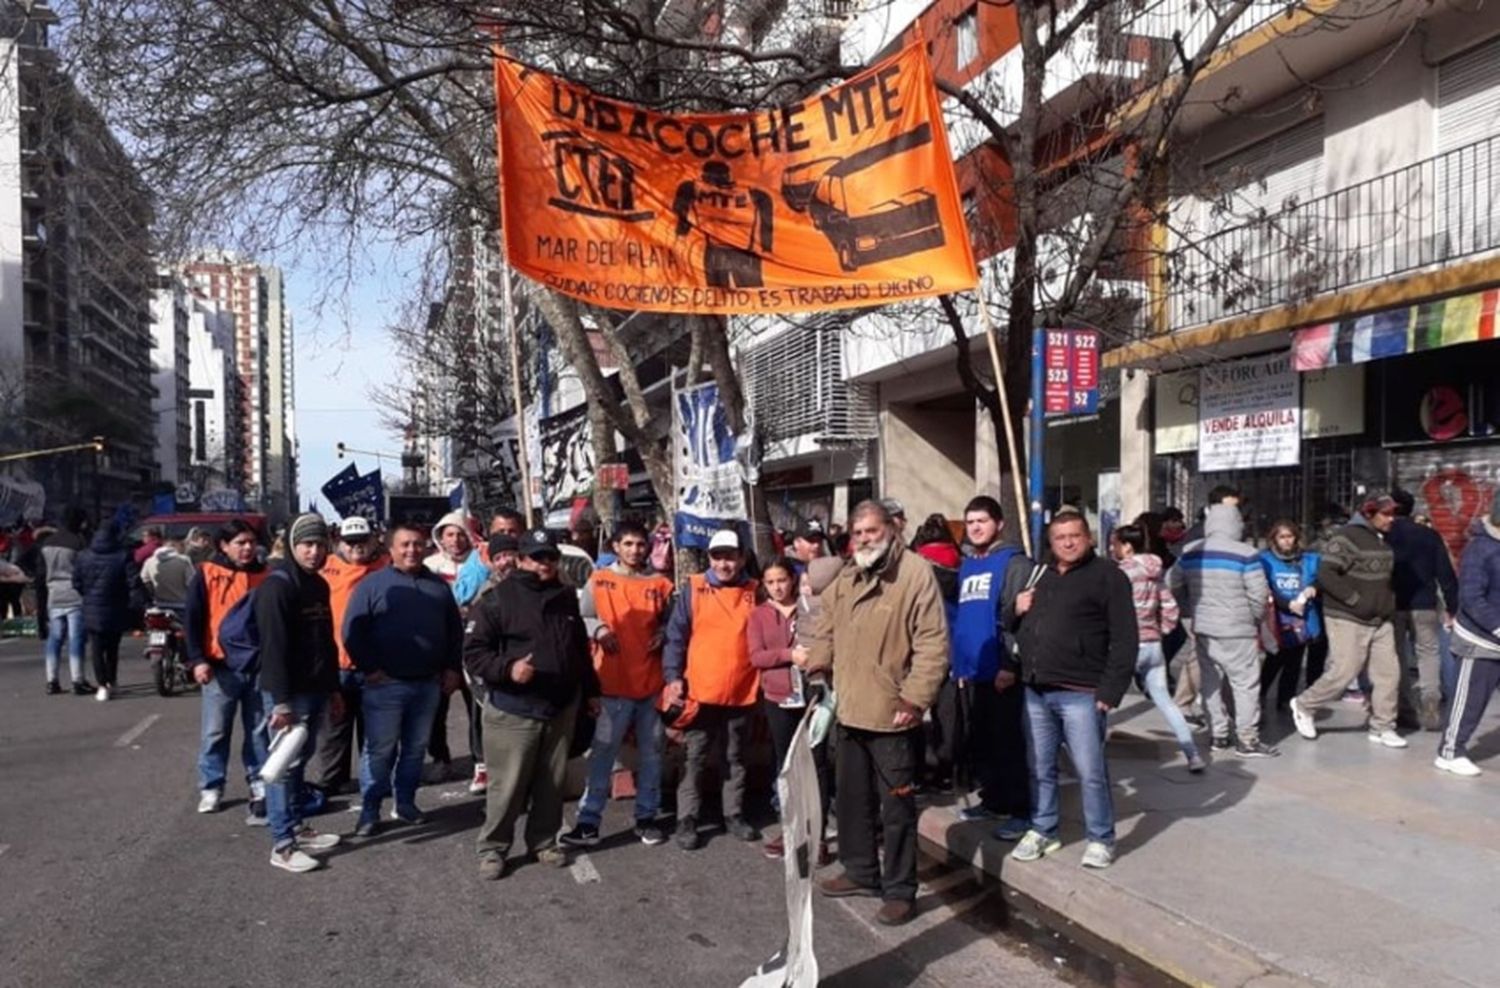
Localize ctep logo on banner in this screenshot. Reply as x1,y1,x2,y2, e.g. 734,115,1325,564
1042,329,1100,416
1198,352,1301,471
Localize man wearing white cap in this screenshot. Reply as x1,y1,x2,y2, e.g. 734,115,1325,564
662,528,763,850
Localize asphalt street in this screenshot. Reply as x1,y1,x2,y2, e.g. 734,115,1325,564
0,635,1082,988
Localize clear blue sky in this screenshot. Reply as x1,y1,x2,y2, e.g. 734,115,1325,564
285,243,420,514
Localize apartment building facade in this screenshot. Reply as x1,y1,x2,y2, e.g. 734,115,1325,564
180,252,297,520
1105,0,1500,558
0,2,158,515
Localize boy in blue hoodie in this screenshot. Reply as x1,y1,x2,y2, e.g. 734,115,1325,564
939,496,1033,839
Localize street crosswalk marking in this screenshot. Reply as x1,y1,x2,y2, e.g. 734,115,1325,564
570,852,601,884
113,714,161,748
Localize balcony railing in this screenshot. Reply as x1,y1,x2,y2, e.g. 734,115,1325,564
1122,0,1305,52
1169,132,1500,331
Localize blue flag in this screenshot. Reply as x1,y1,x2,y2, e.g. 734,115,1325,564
329,469,384,522
321,463,359,503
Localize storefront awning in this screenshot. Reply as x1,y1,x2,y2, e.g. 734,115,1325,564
1292,287,1499,370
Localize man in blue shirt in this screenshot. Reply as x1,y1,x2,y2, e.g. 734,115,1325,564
939,496,1034,840
343,520,465,836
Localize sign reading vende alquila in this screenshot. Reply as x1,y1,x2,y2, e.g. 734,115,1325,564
492,43,978,314
1198,352,1301,471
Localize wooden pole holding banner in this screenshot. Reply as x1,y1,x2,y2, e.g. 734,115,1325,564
977,296,1032,559
492,43,536,525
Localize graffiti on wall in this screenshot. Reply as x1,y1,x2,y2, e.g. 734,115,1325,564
1398,448,1498,566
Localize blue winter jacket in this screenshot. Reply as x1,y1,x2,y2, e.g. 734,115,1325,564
1259,549,1323,647
71,526,141,634
1453,518,1500,655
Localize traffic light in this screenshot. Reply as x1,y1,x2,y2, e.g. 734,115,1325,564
336,442,346,459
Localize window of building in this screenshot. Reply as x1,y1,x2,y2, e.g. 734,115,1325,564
955,6,979,70
194,401,207,461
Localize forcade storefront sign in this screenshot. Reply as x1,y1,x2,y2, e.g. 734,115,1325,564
1198,352,1301,471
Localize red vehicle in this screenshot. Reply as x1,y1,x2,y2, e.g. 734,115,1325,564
131,513,270,545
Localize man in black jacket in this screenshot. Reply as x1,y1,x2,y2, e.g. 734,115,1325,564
1388,489,1459,730
1007,513,1137,871
256,513,342,874
465,529,600,880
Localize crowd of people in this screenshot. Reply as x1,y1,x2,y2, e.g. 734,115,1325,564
15,480,1499,924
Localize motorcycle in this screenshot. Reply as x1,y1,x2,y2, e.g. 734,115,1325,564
143,607,192,696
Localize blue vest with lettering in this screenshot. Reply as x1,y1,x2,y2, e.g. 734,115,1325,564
952,548,1019,681
1258,549,1323,646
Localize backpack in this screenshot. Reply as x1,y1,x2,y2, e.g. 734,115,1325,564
216,569,293,674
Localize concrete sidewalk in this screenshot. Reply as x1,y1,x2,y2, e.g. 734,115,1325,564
920,693,1500,988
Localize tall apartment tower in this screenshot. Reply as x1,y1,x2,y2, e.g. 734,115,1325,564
0,1,157,515
180,253,297,520
148,274,192,488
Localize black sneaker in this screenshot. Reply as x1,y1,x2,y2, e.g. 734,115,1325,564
1210,736,1234,752
559,823,601,848
634,821,667,846
72,680,97,696
726,816,761,842
1235,739,1280,758
245,799,268,826
46,680,61,695
676,816,701,851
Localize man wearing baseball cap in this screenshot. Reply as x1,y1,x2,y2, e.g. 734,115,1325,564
1291,495,1405,748
466,529,600,879
662,527,762,850
306,516,388,800
790,520,827,570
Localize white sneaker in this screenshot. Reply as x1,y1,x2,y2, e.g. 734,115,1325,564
95,685,109,702
1435,755,1482,777
293,828,341,852
1080,841,1115,869
269,846,323,874
1368,729,1408,749
469,763,489,796
197,789,222,814
1289,697,1316,739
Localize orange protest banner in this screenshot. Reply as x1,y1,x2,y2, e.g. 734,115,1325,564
492,43,978,314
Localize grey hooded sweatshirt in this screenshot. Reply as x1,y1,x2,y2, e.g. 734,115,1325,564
1167,503,1268,640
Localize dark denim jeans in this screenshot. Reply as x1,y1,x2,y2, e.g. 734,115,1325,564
197,665,268,793
1022,686,1115,845
260,691,325,849
360,676,442,815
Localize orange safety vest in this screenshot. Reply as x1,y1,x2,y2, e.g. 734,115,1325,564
590,569,675,700
199,561,269,661
685,573,760,707
322,552,390,670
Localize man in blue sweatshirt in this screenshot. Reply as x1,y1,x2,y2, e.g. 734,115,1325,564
343,520,465,836
939,496,1033,840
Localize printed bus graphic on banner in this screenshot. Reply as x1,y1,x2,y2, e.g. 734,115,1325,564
779,123,943,272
